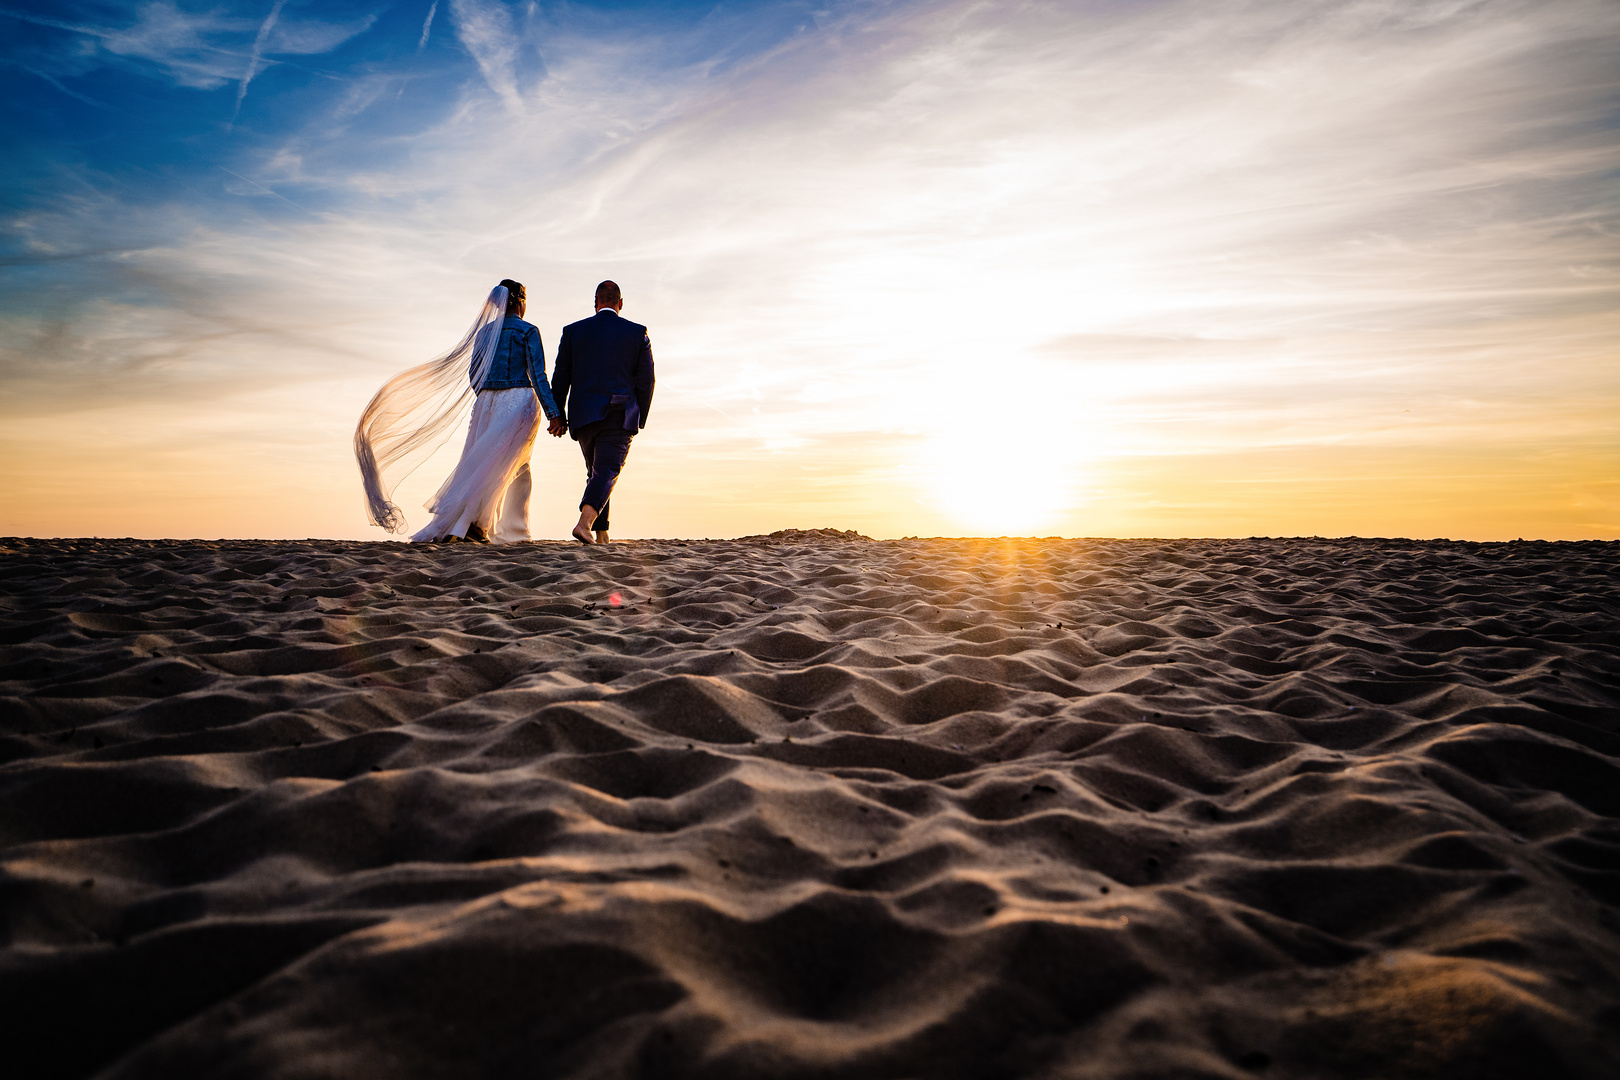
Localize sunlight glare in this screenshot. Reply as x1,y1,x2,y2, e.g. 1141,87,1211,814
920,427,1081,537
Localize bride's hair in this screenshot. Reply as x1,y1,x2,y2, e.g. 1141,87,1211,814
498,279,526,313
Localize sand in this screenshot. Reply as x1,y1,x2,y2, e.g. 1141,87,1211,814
2,532,1618,1079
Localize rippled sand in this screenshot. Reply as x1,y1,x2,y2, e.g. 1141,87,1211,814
3,533,1618,1079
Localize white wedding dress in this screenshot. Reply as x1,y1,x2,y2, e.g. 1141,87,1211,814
409,387,540,543
354,284,542,544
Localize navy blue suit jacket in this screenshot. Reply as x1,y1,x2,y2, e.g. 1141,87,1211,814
551,309,655,435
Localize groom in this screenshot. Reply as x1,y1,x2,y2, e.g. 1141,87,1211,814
550,280,655,545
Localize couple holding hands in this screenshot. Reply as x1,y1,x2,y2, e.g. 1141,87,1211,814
356,278,654,547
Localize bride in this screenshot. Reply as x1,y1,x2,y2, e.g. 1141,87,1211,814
355,279,567,543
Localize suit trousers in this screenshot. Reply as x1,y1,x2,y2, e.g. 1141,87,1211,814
575,408,634,531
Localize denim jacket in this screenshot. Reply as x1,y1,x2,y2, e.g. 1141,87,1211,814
474,316,559,418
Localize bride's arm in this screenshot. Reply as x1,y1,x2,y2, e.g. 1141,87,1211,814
526,325,560,420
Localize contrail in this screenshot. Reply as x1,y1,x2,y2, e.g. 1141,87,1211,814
419,2,438,50
231,0,287,129
217,165,315,214
29,68,105,108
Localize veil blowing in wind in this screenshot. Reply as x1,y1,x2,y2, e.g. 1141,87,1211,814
354,286,507,535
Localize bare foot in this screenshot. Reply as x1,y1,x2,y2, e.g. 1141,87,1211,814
572,505,599,545
594,531,610,545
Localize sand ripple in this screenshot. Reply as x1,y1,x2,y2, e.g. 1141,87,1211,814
2,534,1619,1078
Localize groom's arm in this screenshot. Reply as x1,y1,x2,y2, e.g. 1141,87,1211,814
633,332,654,428
551,326,574,418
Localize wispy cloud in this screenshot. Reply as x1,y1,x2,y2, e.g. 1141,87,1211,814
3,1,376,94
449,0,523,111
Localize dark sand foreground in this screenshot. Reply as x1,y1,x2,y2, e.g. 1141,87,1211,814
3,533,1619,1079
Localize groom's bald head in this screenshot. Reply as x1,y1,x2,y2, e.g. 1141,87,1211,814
594,280,622,309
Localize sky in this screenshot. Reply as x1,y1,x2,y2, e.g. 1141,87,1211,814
0,0,1615,541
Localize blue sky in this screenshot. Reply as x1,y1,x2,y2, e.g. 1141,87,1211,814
2,0,1617,540
1,1,802,301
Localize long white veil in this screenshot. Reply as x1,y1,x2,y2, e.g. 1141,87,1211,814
355,285,509,533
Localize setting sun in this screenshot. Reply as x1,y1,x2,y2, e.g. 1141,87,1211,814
919,427,1083,537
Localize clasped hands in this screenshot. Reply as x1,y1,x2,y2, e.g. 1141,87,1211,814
548,416,568,438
